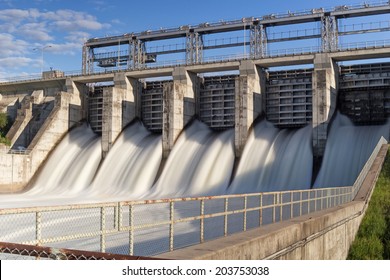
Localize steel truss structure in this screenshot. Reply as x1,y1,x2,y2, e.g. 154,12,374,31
82,1,390,74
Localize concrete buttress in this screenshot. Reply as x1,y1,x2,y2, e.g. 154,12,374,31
101,73,140,158
235,60,264,157
162,67,197,159
312,54,339,159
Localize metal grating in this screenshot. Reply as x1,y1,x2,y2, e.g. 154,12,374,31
88,87,104,134
142,81,165,132
266,69,313,127
200,75,236,129
339,63,390,124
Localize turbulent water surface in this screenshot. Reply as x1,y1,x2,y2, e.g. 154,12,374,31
1,114,388,207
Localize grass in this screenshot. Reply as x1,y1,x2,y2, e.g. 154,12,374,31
347,153,390,259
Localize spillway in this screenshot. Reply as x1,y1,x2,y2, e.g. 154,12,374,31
229,120,313,194
0,124,102,208
148,120,235,198
0,112,388,209
30,124,102,196
90,121,162,199
314,113,390,188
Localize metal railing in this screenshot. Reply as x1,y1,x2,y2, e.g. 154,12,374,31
7,149,32,155
0,138,386,257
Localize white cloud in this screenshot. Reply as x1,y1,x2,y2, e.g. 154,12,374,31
0,8,109,39
40,9,109,31
0,33,30,57
18,22,53,41
48,42,82,55
0,9,30,23
65,31,90,44
0,7,111,77
0,57,34,68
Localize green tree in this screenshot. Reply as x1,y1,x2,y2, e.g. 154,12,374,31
0,112,11,145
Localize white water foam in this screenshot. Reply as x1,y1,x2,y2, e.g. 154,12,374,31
314,113,389,188
229,120,313,194
147,120,235,198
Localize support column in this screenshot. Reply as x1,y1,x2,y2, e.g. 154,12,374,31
235,60,265,158
114,72,140,128
101,73,140,157
312,54,339,160
65,78,84,126
162,67,198,159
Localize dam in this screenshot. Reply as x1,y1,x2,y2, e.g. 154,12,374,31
0,1,390,259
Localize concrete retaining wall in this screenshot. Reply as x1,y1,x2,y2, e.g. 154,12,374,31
157,145,387,260
0,91,82,192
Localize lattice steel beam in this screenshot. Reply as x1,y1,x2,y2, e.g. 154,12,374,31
186,32,203,64
321,16,338,52
250,24,267,59
82,45,95,75
127,39,146,70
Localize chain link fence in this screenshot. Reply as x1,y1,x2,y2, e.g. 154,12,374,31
0,241,162,260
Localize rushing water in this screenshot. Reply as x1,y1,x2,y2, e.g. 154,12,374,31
1,113,388,207
90,121,162,199
314,113,389,188
229,120,313,194
148,120,235,198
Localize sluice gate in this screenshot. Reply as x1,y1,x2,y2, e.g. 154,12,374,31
266,69,313,127
88,87,104,134
339,62,390,124
141,81,165,132
199,75,236,129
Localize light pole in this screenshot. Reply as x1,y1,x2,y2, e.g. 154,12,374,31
33,45,52,73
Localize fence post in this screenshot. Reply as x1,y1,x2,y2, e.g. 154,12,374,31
224,198,229,236
243,196,247,232
259,194,263,226
114,203,120,230
273,194,276,223
299,191,303,216
169,201,175,252
200,199,205,243
290,192,293,219
327,189,330,209
129,204,134,256
100,207,106,253
118,203,122,231
279,193,283,222
35,212,42,247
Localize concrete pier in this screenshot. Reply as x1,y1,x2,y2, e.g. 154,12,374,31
312,54,339,159
162,67,197,159
235,61,264,157
102,73,140,157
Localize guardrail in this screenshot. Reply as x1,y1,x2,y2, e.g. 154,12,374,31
0,137,386,257
7,149,32,155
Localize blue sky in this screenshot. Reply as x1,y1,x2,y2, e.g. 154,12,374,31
0,0,389,79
